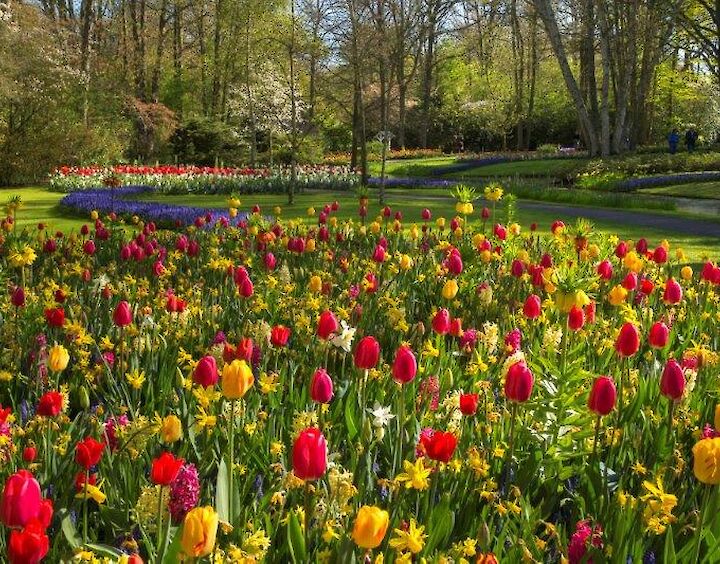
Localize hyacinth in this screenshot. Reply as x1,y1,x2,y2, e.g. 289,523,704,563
169,463,200,523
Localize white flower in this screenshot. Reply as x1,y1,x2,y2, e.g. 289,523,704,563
330,320,356,352
367,402,395,428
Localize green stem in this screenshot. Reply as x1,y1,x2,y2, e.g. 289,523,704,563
667,400,676,452
505,402,519,495
229,399,236,524
156,485,164,559
592,415,601,462
304,480,314,556
693,486,713,564
83,468,89,546
395,384,405,476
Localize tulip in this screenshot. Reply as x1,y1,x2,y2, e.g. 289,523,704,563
596,260,613,280
310,368,333,403
1,470,43,528
47,344,70,372
622,272,638,291
648,321,669,349
10,286,25,308
160,415,183,444
653,245,668,264
392,345,417,384
351,505,390,549
567,306,585,331
523,294,542,319
354,336,380,369
505,361,534,403
222,359,254,400
44,307,65,327
317,310,338,340
449,317,463,337
113,300,132,327
432,308,451,335
193,355,218,388
459,393,479,416
237,276,254,298
660,359,685,401
292,427,327,480
151,452,184,486
75,437,105,469
615,323,640,357
23,447,37,463
663,278,683,305
442,279,458,300
180,506,219,558
693,437,720,484
8,520,49,564
37,391,63,417
420,430,458,463
588,376,616,417
270,325,291,348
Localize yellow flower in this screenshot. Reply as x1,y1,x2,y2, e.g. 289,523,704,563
693,437,720,484
399,254,413,271
395,458,431,491
159,414,182,443
222,360,254,400
681,266,693,281
352,506,390,549
195,407,217,431
554,289,590,313
125,369,146,390
181,506,219,558
75,482,106,504
48,344,70,372
442,279,458,300
309,275,322,294
389,519,427,554
608,285,628,306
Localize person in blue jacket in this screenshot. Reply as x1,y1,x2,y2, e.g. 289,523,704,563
668,129,680,154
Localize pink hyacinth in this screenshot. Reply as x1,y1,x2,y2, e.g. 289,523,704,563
568,520,603,564
169,463,200,523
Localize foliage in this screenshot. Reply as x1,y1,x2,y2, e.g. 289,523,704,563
171,118,240,166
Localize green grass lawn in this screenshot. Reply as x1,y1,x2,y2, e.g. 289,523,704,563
368,156,458,177
641,181,720,199
2,186,718,262
447,158,589,179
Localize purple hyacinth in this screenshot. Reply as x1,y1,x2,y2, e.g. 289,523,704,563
169,463,200,523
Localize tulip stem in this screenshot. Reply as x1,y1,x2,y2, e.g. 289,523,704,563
667,400,675,452
396,384,405,476
156,485,164,559
304,480,314,555
229,399,236,524
83,468,89,546
592,415,601,462
505,402,519,495
118,326,125,379
693,486,712,564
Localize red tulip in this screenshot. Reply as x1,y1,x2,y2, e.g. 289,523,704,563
660,359,685,400
615,323,640,357
653,246,668,264
354,336,380,369
10,287,25,308
523,295,542,319
151,452,184,486
317,310,339,340
8,520,49,564
292,428,327,480
193,356,218,388
511,259,525,277
264,252,276,270
587,376,616,416
372,245,386,263
505,361,534,402
421,208,432,220
622,272,638,291
449,317,463,337
75,437,105,469
23,447,37,463
432,309,451,335
113,300,133,327
36,391,63,417
648,322,669,349
663,278,682,305
585,301,596,324
568,306,585,331
44,307,65,327
238,276,254,298
310,368,334,403
459,393,479,416
235,337,254,362
596,260,613,280
83,239,96,255
1,471,42,528
392,345,417,384
446,251,463,275
420,430,458,463
270,325,291,347
615,241,628,258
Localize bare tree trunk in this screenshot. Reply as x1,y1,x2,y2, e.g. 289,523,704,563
151,0,168,102
596,0,611,156
289,0,299,203
420,9,435,148
245,13,257,166
80,0,93,126
173,0,184,119
211,0,224,115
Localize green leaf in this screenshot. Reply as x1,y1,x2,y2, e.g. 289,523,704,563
345,395,359,441
163,525,183,564
216,457,229,523
59,508,82,549
425,498,455,555
663,526,677,564
287,511,306,563
86,544,123,557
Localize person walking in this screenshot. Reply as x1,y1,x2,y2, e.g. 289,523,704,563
668,129,680,154
685,128,698,152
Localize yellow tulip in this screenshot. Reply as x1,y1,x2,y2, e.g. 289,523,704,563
273,206,282,216
351,505,389,549
90,210,99,221
399,254,413,271
222,360,254,400
181,506,219,558
692,437,720,485
608,285,628,306
681,266,693,281
436,218,446,229
307,207,316,216
309,275,322,294
160,414,183,444
306,239,316,252
370,222,381,234
48,344,70,372
442,279,458,300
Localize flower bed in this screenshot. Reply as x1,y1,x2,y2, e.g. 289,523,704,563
0,197,719,562
49,164,360,194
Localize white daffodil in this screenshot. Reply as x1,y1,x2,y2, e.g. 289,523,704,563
330,320,356,352
367,402,395,428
